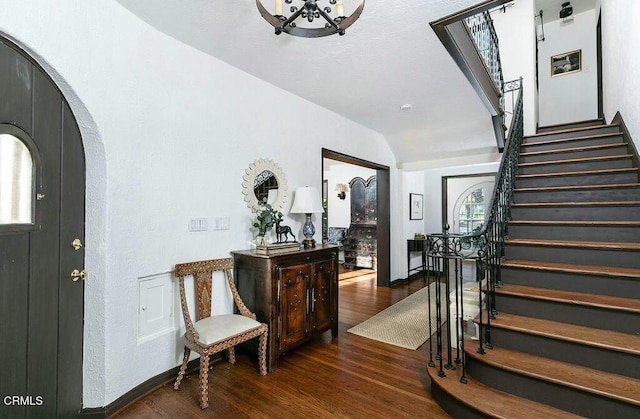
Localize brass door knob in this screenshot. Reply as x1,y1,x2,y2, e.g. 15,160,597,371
71,239,83,250
70,269,86,282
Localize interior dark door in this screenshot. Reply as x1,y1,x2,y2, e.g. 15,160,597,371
0,38,85,418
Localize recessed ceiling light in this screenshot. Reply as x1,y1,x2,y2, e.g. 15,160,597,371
400,104,413,111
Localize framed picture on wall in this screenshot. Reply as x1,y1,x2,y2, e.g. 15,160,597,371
551,49,581,77
409,193,423,220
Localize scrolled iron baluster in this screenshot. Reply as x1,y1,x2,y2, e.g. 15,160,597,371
427,250,436,368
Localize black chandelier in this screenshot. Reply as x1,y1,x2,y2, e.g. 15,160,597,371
256,0,365,38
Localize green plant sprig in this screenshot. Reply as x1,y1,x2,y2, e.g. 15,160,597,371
253,202,283,238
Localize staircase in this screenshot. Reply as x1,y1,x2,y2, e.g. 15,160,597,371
428,118,640,418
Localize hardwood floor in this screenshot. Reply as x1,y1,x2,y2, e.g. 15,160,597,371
113,271,449,418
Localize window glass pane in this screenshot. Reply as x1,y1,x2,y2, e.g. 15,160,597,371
458,188,485,234
0,134,33,224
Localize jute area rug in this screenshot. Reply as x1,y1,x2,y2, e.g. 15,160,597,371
347,282,446,350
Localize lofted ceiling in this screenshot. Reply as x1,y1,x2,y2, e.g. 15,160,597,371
115,0,509,166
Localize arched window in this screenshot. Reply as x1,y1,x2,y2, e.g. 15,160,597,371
457,187,485,235
0,132,35,225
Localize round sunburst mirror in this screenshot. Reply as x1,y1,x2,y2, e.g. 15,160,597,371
242,158,288,213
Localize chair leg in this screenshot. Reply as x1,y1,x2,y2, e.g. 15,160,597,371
258,329,268,376
174,346,191,390
227,347,236,364
199,354,210,409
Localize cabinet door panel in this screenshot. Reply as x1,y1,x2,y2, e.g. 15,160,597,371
278,263,309,351
312,258,336,332
349,178,366,224
365,177,377,223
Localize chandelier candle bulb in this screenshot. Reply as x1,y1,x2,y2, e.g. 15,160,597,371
336,0,344,17
275,0,282,15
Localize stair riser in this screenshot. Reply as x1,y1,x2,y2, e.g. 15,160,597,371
488,328,640,380
522,134,624,152
510,205,640,221
513,187,640,203
519,146,629,164
508,224,640,243
537,120,605,133
500,267,640,304
494,294,640,335
430,380,485,419
516,171,639,188
500,267,640,299
465,356,638,418
525,126,620,143
505,244,640,269
518,158,633,175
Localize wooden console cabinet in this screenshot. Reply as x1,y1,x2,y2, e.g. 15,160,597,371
232,245,339,371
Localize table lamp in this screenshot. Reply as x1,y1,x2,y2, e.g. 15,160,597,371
290,186,324,247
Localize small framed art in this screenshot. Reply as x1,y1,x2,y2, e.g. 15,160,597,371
409,193,423,220
551,49,581,77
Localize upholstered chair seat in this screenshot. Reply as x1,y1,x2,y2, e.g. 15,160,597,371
192,314,264,346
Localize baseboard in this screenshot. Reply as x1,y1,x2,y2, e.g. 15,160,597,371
80,356,210,418
611,112,640,174
390,270,442,287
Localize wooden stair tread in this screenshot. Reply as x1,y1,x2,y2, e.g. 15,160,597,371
511,200,640,207
527,123,618,137
494,283,640,313
485,312,640,356
520,142,627,156
523,131,621,148
426,364,580,419
514,183,640,192
505,238,640,251
516,167,637,179
465,344,640,406
518,154,632,167
509,220,640,227
501,259,640,279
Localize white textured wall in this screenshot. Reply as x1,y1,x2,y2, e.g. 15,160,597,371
537,9,598,126
492,0,537,135
402,170,426,279
601,0,640,144
0,0,399,408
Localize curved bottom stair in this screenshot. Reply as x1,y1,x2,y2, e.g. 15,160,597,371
427,361,581,419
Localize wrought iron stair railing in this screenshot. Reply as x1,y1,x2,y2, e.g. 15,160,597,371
430,0,512,149
465,10,505,121
425,77,523,382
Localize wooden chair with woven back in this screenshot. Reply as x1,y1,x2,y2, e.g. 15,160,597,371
173,258,268,409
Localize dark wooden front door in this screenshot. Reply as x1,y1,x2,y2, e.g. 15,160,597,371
0,38,85,418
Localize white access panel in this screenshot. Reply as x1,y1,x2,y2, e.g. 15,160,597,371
138,272,175,343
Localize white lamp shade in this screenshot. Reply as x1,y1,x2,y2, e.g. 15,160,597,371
334,183,348,193
290,186,324,214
